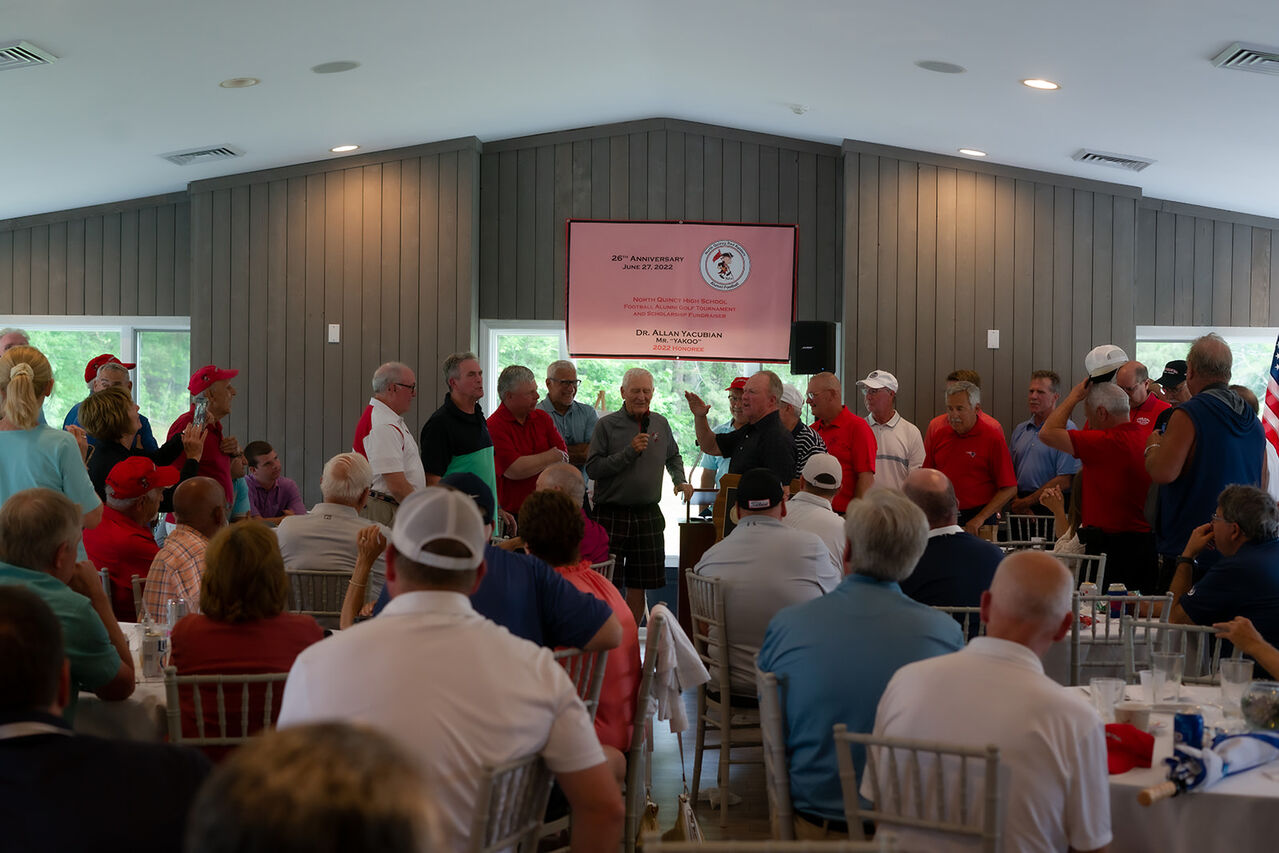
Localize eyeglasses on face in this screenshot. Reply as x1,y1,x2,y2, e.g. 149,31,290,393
549,378,581,388
393,382,417,393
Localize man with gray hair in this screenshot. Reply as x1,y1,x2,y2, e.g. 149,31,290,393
868,550,1111,853
536,462,610,564
0,487,136,714
353,361,425,523
1041,377,1157,591
166,364,241,510
588,367,693,623
1146,333,1266,590
64,355,158,452
694,468,840,697
0,327,28,352
538,359,597,476
419,352,501,515
487,364,568,514
277,452,391,605
1169,484,1279,650
777,382,826,480
686,369,796,486
758,488,963,838
923,380,1016,535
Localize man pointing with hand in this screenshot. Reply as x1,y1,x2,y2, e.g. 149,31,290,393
587,368,692,624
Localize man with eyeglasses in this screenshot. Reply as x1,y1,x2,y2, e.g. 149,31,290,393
805,372,876,512
353,362,425,524
1114,360,1169,439
538,360,597,480
855,369,923,492
488,364,568,515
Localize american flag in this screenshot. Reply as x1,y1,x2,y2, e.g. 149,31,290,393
1265,332,1279,455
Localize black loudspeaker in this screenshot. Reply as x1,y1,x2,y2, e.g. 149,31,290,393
789,321,837,375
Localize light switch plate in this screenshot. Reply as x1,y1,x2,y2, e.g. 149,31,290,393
327,323,341,343
986,329,999,349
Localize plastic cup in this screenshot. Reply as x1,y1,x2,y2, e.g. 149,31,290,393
1219,658,1255,717
1090,677,1126,723
1152,652,1186,703
1137,670,1153,704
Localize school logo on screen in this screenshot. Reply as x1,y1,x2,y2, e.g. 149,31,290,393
700,239,751,291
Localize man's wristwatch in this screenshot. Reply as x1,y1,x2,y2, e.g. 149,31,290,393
1176,555,1195,566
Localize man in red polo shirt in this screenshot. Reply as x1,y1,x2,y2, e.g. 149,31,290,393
167,365,241,509
1040,379,1158,592
805,372,876,513
924,369,1005,446
923,381,1016,535
1115,361,1170,439
487,364,568,514
83,457,180,622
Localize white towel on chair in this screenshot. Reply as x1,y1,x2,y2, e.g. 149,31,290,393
648,603,709,733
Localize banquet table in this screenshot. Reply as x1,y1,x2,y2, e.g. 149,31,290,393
74,622,169,742
1089,683,1279,853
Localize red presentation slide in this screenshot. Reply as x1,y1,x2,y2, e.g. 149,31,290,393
566,220,797,361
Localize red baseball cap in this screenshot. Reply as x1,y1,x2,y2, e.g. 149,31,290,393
1105,723,1154,774
84,354,135,384
725,377,749,391
188,364,239,395
106,457,180,500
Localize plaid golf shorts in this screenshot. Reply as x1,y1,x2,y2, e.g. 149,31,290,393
592,502,667,589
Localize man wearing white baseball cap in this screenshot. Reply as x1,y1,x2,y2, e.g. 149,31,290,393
856,370,924,491
778,382,826,480
1083,344,1128,384
782,453,849,565
278,487,623,850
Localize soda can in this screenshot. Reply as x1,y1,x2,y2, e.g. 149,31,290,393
1107,583,1127,619
1079,581,1099,599
142,629,163,678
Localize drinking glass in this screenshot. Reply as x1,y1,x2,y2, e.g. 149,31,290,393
1152,652,1186,702
1219,658,1255,717
166,597,189,633
1090,677,1126,722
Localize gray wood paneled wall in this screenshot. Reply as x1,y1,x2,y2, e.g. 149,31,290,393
842,141,1141,434
1136,197,1279,329
479,119,842,324
188,138,481,503
0,194,190,317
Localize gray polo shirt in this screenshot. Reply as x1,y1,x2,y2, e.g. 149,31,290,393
276,502,389,603
585,407,687,506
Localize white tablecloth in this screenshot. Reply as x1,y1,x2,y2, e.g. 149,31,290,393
73,622,169,742
1101,684,1279,852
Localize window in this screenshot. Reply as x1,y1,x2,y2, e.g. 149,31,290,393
480,319,840,559
1136,325,1275,408
6,315,191,438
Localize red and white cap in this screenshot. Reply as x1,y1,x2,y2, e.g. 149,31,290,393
84,354,135,384
188,364,239,395
106,457,180,500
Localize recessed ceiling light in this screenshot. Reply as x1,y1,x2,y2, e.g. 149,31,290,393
219,77,259,89
312,61,360,74
1021,78,1060,90
958,148,987,157
330,144,359,153
916,60,967,74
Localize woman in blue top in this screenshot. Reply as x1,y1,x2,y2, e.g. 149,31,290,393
0,346,102,531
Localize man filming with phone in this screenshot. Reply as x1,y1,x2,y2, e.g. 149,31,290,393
166,365,241,512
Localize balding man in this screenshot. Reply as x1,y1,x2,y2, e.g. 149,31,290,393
83,458,178,622
869,551,1112,853
589,368,693,623
0,488,136,714
354,362,425,523
1115,360,1170,438
1146,334,1266,589
488,365,568,514
758,488,962,838
806,372,876,511
924,381,1017,535
0,327,28,352
687,370,796,487
144,477,227,618
900,468,1001,619
856,370,923,492
276,452,390,605
536,462,610,564
1042,379,1157,592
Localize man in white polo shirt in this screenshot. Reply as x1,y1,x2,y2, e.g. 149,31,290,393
277,487,623,851
352,362,426,524
868,550,1111,853
782,453,847,565
856,369,924,491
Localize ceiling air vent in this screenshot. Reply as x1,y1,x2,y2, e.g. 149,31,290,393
160,146,243,167
1072,149,1154,173
1212,42,1279,76
0,40,57,72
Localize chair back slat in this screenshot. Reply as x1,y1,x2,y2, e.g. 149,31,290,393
622,613,664,853
684,570,730,695
834,725,1003,852
132,575,147,621
1070,592,1172,685
285,569,352,625
1006,514,1055,541
998,540,1053,554
163,667,291,747
1050,552,1106,590
755,666,795,840
553,648,609,722
930,605,985,641
1122,617,1243,684
589,555,616,584
469,753,554,853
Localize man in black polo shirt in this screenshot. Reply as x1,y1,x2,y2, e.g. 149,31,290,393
419,352,506,527
686,370,796,486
